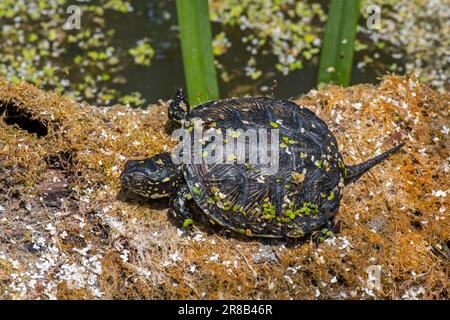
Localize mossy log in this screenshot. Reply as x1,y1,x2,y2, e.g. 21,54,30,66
0,76,448,299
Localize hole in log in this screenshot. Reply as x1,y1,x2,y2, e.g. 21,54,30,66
44,150,75,169
37,151,78,208
0,101,48,137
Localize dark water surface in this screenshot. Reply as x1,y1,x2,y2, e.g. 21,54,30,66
33,0,404,105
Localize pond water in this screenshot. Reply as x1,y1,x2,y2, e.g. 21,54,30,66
0,0,405,106
102,0,399,104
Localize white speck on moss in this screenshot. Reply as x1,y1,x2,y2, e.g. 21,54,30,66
432,190,447,197
315,288,320,297
209,253,220,262
120,249,129,263
401,286,426,300
169,251,182,263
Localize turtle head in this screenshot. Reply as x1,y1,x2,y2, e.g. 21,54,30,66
120,152,180,198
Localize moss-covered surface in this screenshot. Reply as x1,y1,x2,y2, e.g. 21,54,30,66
0,76,448,299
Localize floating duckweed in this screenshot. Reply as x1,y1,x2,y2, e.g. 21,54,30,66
298,202,319,215
270,121,279,128
319,228,334,242
232,204,241,212
282,136,297,144
228,130,241,138
182,218,193,228
192,186,202,196
211,187,220,194
263,202,276,220
285,209,304,220
222,200,233,211
316,159,323,168
285,210,296,220
128,39,155,66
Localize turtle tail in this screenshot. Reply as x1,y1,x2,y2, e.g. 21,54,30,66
344,143,404,185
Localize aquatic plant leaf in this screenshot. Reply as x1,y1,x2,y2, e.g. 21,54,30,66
317,0,360,86
176,0,220,105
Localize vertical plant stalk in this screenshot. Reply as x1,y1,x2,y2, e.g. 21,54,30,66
176,0,220,105
317,0,360,86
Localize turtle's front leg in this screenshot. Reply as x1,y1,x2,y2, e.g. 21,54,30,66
169,183,194,228
168,89,190,126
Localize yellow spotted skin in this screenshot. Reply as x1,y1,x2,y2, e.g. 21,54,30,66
120,153,181,199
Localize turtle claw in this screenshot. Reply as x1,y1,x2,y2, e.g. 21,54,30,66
329,218,342,234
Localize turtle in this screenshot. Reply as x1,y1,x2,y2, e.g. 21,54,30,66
120,89,404,238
